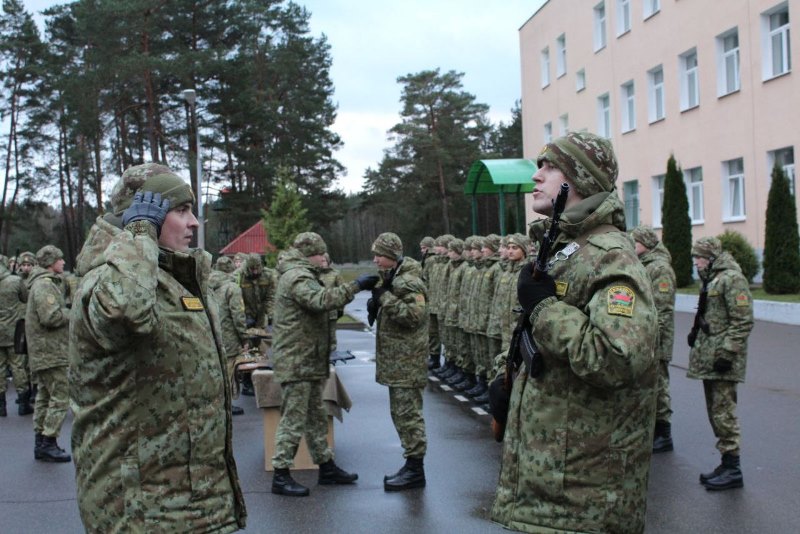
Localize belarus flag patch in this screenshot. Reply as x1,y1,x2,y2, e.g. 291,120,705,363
607,286,636,317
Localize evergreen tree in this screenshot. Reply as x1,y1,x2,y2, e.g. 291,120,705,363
762,164,800,293
489,100,523,158
262,167,311,265
718,230,759,283
661,154,693,286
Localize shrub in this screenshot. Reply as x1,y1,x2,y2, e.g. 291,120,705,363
661,155,694,286
717,230,759,283
762,164,800,293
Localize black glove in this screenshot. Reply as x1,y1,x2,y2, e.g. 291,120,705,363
367,298,378,327
372,286,390,301
488,376,510,426
245,317,256,328
355,274,380,291
687,329,698,348
122,191,171,236
517,264,556,314
713,357,733,373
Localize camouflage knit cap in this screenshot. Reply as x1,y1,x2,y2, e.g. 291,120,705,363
537,131,618,197
471,236,486,250
35,245,63,268
245,253,263,270
214,256,235,273
434,234,455,247
420,236,435,248
506,233,532,255
692,236,722,259
448,238,465,255
111,163,180,215
499,235,509,247
484,234,501,252
18,251,36,265
371,232,404,260
234,252,248,265
631,225,659,249
293,232,327,257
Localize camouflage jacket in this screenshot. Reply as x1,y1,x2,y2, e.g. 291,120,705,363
25,267,69,372
687,251,753,383
640,243,676,361
374,258,428,388
492,192,658,534
240,268,276,327
209,270,248,358
0,264,27,347
457,260,479,332
475,255,501,334
485,259,509,340
443,259,466,328
427,255,447,315
319,266,346,321
69,216,246,533
489,259,526,348
272,249,358,383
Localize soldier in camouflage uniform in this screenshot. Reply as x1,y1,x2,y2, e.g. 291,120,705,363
270,232,378,497
369,233,429,491
441,239,467,382
210,256,249,416
419,236,439,369
688,236,753,491
240,253,276,328
0,261,33,416
26,245,71,462
447,236,483,391
15,251,36,390
468,234,502,399
69,163,247,532
632,226,677,453
491,132,658,533
429,234,454,375
17,251,35,280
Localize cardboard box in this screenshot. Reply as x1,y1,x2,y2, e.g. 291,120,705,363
261,408,333,471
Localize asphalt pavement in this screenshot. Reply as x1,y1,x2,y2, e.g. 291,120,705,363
1,292,799,533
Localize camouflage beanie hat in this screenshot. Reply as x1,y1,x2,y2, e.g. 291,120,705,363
245,253,263,270
434,234,455,247
420,236,435,248
631,226,659,249
484,234,501,252
372,232,404,260
111,163,175,215
448,238,465,255
36,245,64,268
293,232,327,257
692,236,722,259
234,252,248,265
537,131,618,197
215,256,235,273
471,236,486,250
140,171,195,213
506,233,532,255
18,251,36,266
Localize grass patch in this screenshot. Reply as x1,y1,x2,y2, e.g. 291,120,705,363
337,312,361,324
676,283,800,303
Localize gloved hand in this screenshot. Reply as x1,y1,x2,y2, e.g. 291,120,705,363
517,263,556,314
488,375,510,425
372,286,390,302
122,191,171,236
246,317,256,328
355,274,380,291
367,298,378,327
713,357,733,373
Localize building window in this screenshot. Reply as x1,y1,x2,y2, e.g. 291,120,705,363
559,114,569,136
648,65,665,122
652,174,665,227
576,68,586,92
544,122,553,144
722,158,746,221
769,146,796,195
717,28,741,96
762,3,791,79
541,47,551,87
643,0,660,19
620,80,636,133
594,2,607,51
680,48,700,110
617,0,631,35
597,93,611,138
623,180,639,228
684,167,704,223
556,34,567,77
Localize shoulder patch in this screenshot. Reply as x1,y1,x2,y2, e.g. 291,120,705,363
415,294,426,305
47,294,56,305
607,286,635,317
658,281,671,293
735,293,750,307
555,281,569,297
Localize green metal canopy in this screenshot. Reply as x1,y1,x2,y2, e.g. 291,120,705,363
463,159,537,235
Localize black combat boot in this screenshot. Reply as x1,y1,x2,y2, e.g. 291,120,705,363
34,433,43,459
38,435,71,463
427,354,441,371
444,368,466,386
652,420,674,453
240,374,255,396
0,392,6,417
703,453,743,491
384,456,426,491
231,404,244,416
466,376,488,398
452,372,476,392
473,389,490,404
436,362,457,380
271,468,310,496
318,459,358,485
17,389,34,416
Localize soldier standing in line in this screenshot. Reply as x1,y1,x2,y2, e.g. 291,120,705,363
688,236,753,491
370,233,429,491
270,232,378,497
490,132,658,533
209,256,250,416
468,234,502,400
632,226,677,453
15,251,36,397
0,260,33,416
26,245,71,462
429,235,454,375
441,239,467,386
448,237,483,392
419,236,439,369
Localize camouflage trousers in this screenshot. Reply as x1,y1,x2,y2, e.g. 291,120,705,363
33,366,69,438
388,386,427,458
428,313,441,357
444,326,467,367
703,380,740,455
272,380,333,469
486,336,502,378
0,346,29,395
655,360,673,422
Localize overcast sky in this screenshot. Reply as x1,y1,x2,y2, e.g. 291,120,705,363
23,0,546,193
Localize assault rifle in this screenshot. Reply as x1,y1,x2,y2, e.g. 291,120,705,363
687,276,711,347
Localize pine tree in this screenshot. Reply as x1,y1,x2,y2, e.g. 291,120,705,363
661,155,694,286
262,167,311,265
762,164,800,293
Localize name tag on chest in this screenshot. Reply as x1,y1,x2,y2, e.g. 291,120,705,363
181,296,205,311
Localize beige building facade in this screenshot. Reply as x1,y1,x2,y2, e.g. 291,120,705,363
520,0,798,253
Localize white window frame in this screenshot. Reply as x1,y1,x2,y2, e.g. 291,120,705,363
620,80,636,133
717,28,741,96
651,174,665,227
648,65,665,123
680,48,700,110
559,114,569,136
541,47,551,88
543,122,553,144
617,0,631,36
643,0,660,20
597,93,611,138
556,34,567,78
684,167,705,224
722,158,746,221
761,3,791,80
768,146,796,195
576,68,586,92
594,2,607,51
623,179,639,228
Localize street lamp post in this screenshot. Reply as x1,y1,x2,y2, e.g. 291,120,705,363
181,88,204,250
